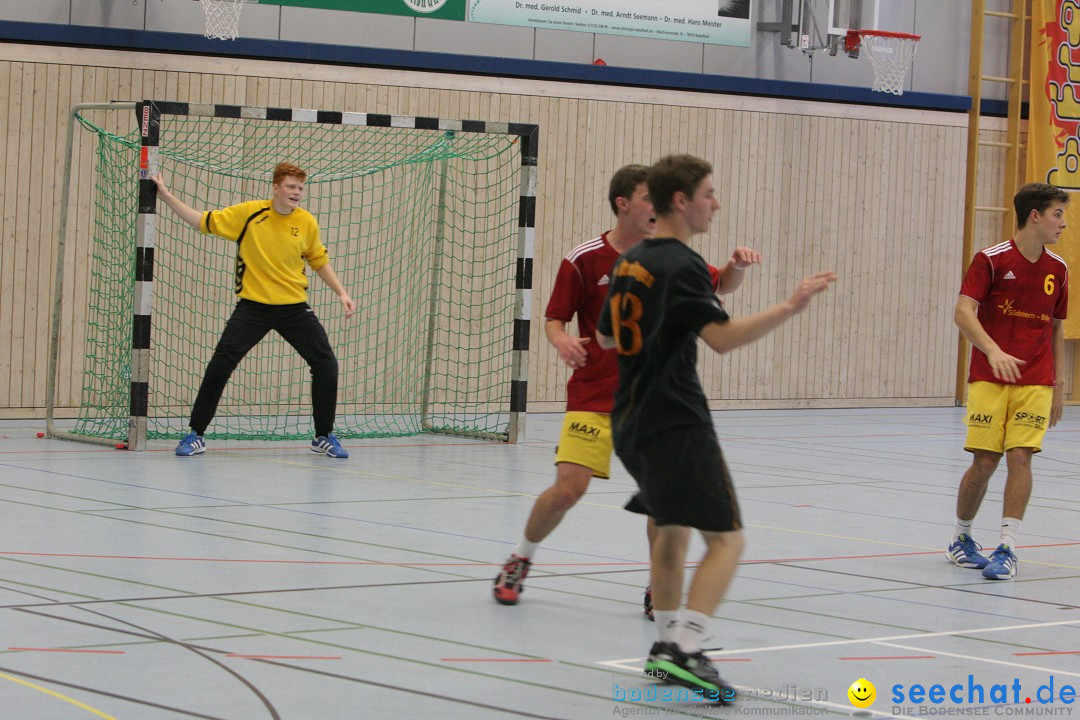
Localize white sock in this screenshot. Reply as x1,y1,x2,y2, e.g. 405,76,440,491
954,517,973,541
1000,517,1021,549
674,609,712,654
513,539,538,560
654,611,679,643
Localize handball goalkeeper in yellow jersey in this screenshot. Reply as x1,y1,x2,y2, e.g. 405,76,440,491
151,162,356,458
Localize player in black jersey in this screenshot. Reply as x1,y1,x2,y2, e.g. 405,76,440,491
597,154,835,699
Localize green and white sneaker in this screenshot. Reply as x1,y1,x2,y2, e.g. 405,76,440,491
644,642,735,703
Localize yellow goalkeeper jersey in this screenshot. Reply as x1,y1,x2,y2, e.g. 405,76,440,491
201,200,329,305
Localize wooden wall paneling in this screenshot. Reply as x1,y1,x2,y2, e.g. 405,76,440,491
699,106,725,399
946,124,967,394
550,93,575,404
655,103,671,157
534,96,559,408
907,121,928,397
20,62,44,407
163,69,179,103
829,117,850,401
59,65,86,411
841,117,864,399
726,108,750,399
0,61,11,408
903,122,923,397
819,114,842,401
11,63,32,406
786,111,808,399
791,111,815,399
920,120,948,398
31,63,60,410
873,119,894,397
51,62,72,409
579,99,596,244
888,120,909,398
925,122,945,398
786,112,810,400
933,123,958,397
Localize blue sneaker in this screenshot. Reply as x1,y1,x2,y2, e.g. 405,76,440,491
982,544,1018,580
175,431,205,456
311,433,349,458
946,534,989,569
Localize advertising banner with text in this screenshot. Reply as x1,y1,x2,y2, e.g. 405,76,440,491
257,0,466,22
469,0,751,46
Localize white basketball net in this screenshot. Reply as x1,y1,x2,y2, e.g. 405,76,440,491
860,31,920,95
201,0,245,41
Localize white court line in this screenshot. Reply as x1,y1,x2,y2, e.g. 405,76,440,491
597,617,1080,670
876,642,1080,680
600,613,1080,669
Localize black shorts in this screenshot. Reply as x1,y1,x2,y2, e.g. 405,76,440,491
618,425,742,532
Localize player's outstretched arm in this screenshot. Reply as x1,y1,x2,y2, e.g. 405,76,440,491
699,271,836,355
546,319,590,369
314,263,356,318
149,171,204,230
954,295,1024,383
714,246,762,295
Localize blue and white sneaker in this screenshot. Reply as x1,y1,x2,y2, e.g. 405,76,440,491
311,433,349,459
946,534,989,569
175,430,206,456
982,544,1018,580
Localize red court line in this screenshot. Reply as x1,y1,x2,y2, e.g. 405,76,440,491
9,647,125,654
839,656,935,661
227,654,341,660
1013,651,1080,656
441,658,552,663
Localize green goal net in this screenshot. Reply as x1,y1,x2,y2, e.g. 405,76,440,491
66,105,529,444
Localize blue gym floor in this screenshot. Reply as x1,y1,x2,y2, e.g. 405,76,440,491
1,407,1077,719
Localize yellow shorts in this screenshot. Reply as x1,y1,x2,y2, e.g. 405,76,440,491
555,411,613,479
965,381,1053,454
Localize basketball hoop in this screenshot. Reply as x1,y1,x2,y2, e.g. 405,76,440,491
200,0,245,41
858,30,920,96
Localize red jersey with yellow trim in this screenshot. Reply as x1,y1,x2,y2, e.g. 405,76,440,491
546,232,720,412
960,239,1068,386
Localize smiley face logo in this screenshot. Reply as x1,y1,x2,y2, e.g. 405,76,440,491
848,678,876,708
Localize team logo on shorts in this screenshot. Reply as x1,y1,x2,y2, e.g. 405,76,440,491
968,412,993,427
568,421,601,439
1013,411,1046,430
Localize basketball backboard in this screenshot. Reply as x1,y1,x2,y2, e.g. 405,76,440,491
760,0,912,56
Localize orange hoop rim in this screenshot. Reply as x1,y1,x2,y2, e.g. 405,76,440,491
858,29,921,41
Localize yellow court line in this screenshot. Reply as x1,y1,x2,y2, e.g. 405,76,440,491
0,671,118,720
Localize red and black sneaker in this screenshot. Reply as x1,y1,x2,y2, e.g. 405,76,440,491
493,554,531,605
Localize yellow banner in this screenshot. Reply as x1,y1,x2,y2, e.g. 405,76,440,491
1029,0,1080,338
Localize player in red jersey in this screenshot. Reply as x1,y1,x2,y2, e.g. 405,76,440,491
947,182,1069,580
493,164,761,610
